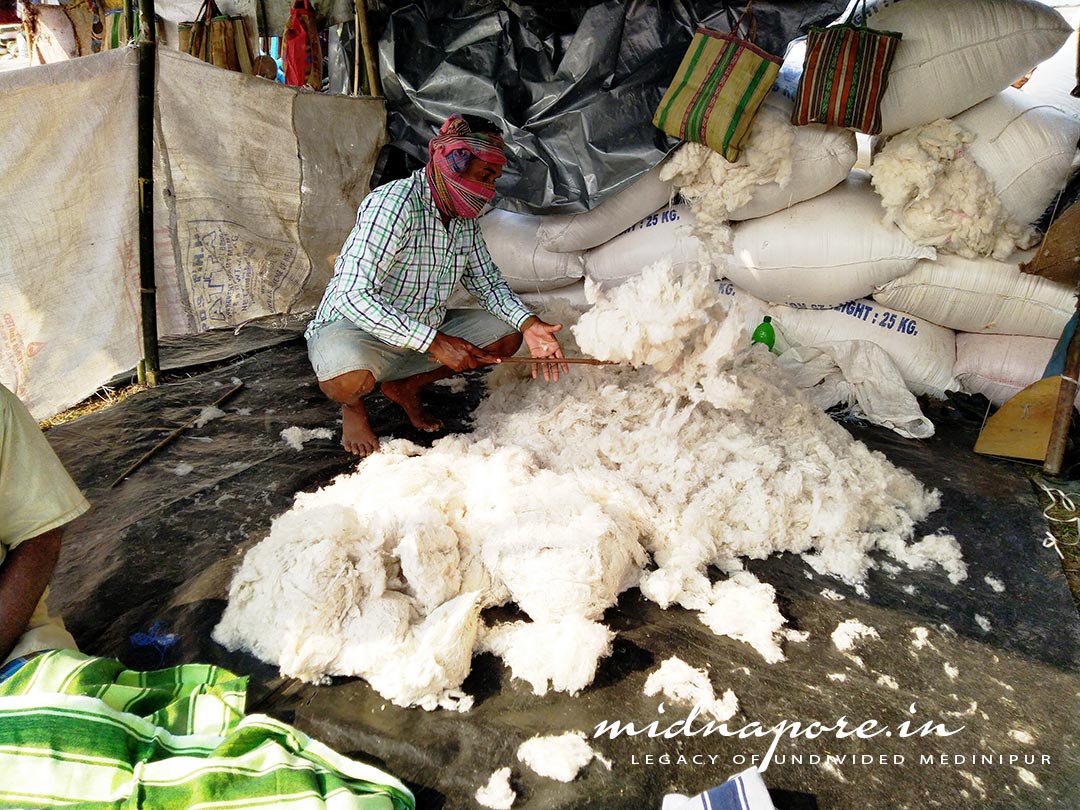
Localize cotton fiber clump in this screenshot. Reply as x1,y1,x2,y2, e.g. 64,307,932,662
280,426,334,450
831,619,880,653
516,732,602,782
660,106,794,257
475,768,515,809
215,261,955,711
643,656,738,722
869,119,1037,260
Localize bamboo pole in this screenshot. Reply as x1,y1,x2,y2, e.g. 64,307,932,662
498,356,621,366
355,0,379,96
352,4,360,96
137,0,159,387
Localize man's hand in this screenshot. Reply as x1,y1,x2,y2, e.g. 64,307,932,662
427,332,501,372
522,317,569,382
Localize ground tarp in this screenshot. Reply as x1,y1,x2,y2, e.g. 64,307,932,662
40,333,1080,810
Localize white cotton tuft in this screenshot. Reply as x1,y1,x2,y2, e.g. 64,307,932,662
195,405,225,428
480,619,614,696
643,656,739,722
516,731,600,782
832,619,880,653
475,768,516,809
280,426,334,450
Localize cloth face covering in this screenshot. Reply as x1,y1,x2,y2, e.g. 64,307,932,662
426,115,507,219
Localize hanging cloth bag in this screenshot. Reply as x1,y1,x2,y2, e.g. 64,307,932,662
652,3,782,163
790,0,903,135
282,0,323,89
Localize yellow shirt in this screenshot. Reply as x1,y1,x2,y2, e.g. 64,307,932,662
1,383,90,664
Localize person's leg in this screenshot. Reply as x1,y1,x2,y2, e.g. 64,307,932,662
306,319,403,457
380,330,522,431
318,370,379,456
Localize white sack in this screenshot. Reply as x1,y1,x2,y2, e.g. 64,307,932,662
769,300,957,398
661,106,857,227
873,252,1075,339
779,341,934,439
868,119,1034,260
954,88,1080,227
479,209,585,292
536,162,674,253
954,333,1080,408
728,172,935,306
0,50,141,419
584,205,704,288
446,280,591,314
861,0,1072,136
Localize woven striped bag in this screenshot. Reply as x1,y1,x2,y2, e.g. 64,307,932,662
791,0,902,135
653,5,781,162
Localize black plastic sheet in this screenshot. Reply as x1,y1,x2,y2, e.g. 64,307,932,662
377,1,847,214
42,334,1080,810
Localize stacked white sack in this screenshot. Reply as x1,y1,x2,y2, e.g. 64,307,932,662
517,281,590,312
479,209,584,293
873,251,1075,339
728,172,934,306
954,88,1080,228
536,162,674,253
768,299,957,398
857,0,1071,137
583,204,705,289
660,106,857,257
954,333,1080,408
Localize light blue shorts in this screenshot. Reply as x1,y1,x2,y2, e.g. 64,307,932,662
306,309,518,383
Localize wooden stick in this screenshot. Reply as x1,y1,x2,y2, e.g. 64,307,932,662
498,356,621,366
110,383,244,489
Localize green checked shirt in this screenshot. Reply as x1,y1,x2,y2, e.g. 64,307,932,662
306,169,533,351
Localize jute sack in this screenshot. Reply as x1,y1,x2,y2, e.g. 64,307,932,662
727,171,934,306
768,299,957,397
872,251,1075,339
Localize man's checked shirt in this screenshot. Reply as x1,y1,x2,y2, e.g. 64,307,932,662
306,169,533,351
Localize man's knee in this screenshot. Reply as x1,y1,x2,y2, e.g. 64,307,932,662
319,369,376,405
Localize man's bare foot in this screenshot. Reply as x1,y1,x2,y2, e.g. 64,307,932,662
381,379,443,432
341,403,379,456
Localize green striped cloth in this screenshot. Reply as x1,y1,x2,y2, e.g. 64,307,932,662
0,650,414,810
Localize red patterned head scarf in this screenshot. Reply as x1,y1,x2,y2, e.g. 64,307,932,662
425,114,507,219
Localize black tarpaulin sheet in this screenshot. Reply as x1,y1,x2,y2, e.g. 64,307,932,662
42,334,1080,810
379,1,847,214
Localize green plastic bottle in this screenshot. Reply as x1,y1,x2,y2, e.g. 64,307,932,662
751,315,775,351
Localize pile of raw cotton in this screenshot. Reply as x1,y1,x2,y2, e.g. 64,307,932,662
869,118,1038,260
214,260,964,710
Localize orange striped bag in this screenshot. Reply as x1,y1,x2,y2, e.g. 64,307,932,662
652,5,782,162
791,0,902,135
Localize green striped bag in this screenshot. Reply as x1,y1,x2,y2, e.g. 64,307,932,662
791,0,903,135
653,6,782,163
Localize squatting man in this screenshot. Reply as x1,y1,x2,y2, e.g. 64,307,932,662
306,114,569,455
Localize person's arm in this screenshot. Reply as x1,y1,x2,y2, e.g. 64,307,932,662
334,191,439,352
0,529,62,662
460,228,570,380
